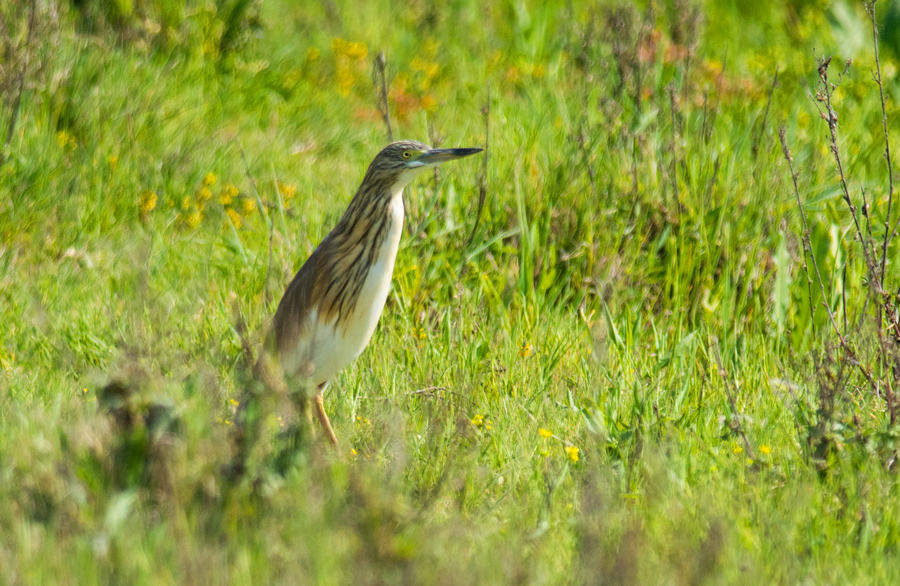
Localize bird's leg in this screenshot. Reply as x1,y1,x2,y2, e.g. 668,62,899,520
314,386,338,447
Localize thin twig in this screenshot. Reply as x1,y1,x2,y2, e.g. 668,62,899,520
465,82,490,250
751,69,778,162
865,2,896,289
812,56,880,292
427,116,443,195
705,49,726,144
372,51,393,142
779,128,880,393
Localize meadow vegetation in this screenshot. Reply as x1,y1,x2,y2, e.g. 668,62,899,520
2,0,900,583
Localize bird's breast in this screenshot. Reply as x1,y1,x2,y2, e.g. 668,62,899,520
305,193,405,385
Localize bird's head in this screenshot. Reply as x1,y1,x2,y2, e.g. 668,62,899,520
364,140,482,193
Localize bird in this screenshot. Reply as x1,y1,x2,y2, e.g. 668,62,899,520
263,140,482,446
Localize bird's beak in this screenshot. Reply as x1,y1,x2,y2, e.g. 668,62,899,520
418,147,483,165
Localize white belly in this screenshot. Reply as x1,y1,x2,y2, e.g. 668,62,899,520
305,193,404,386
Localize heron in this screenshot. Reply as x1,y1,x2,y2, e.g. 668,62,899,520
264,140,481,446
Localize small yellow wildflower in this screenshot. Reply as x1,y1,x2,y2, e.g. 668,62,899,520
351,448,358,456
82,388,88,394
220,183,239,206
57,130,77,150
565,445,580,463
139,190,157,219
733,445,743,455
356,416,370,425
760,445,772,455
241,197,257,214
229,398,239,407
471,414,484,428
197,186,213,202
332,38,367,60
278,416,285,428
485,419,493,431
411,57,439,90
278,181,297,200
519,341,534,358
185,211,203,229
332,38,367,95
202,172,217,187
413,326,426,340
107,155,118,170
226,208,242,229
538,428,552,438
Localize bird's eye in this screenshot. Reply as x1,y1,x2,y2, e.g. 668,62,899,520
402,151,411,159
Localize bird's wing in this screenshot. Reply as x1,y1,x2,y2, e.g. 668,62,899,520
272,245,322,373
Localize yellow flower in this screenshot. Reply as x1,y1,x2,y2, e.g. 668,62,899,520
760,445,772,455
565,445,580,463
332,38,367,95
332,38,367,60
519,341,534,358
278,181,297,200
226,208,242,229
411,57,439,83
485,419,493,431
185,210,203,229
733,445,743,454
202,172,217,187
229,398,239,406
197,186,213,202
220,183,239,206
471,414,484,428
139,190,158,218
107,155,118,170
57,130,77,150
241,197,257,214
538,428,552,438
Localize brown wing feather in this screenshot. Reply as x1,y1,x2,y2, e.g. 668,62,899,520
272,240,329,357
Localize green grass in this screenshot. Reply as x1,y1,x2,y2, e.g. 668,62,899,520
2,0,900,583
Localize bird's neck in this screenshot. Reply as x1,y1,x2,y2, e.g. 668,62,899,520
334,185,404,254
